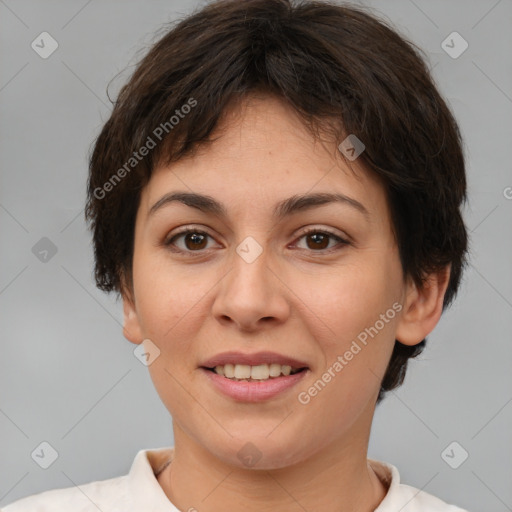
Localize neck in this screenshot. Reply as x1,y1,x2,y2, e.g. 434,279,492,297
157,419,387,512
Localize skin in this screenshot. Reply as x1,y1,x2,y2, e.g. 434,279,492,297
122,92,450,512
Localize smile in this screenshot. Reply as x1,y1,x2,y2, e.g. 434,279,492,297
205,363,305,381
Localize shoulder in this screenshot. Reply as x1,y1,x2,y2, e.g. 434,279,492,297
1,475,130,512
1,446,175,512
391,482,470,512
370,459,470,512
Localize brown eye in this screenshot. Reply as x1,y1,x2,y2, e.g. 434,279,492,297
165,229,213,252
295,228,349,252
305,232,330,250
183,232,208,250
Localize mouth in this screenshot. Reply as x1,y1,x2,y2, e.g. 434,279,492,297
199,350,310,381
199,364,310,403
201,363,308,382
199,351,310,401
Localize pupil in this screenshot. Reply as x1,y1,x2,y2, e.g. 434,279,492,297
309,233,328,250
187,233,206,250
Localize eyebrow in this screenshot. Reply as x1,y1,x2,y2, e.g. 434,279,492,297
148,191,369,219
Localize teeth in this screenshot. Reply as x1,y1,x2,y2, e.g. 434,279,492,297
223,364,235,378
234,364,251,379
251,364,269,380
269,363,281,377
213,363,301,380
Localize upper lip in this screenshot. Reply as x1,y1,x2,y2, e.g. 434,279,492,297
200,351,309,369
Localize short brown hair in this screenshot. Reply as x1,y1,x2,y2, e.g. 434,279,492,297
85,0,468,403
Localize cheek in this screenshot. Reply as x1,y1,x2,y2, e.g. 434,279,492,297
131,251,209,352
292,251,402,404
295,279,399,433
293,258,402,344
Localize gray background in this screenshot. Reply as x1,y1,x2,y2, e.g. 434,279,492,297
1,0,511,510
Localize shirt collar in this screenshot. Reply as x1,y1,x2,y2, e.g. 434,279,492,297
369,458,402,511
128,446,178,511
127,447,399,511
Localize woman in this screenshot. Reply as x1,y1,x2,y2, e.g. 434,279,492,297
4,0,470,510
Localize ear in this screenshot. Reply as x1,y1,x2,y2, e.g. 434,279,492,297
121,290,144,345
395,265,451,346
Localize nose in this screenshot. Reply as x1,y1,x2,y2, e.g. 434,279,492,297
211,242,290,332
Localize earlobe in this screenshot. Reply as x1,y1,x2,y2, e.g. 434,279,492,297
122,294,144,345
395,265,451,346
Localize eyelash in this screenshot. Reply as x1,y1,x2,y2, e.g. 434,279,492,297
163,226,350,256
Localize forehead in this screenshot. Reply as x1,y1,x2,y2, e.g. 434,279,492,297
140,93,387,220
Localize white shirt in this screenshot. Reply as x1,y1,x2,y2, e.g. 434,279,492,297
2,446,469,511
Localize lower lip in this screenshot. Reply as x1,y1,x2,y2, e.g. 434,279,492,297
200,368,308,402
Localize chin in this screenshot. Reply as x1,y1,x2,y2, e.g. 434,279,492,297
210,433,314,471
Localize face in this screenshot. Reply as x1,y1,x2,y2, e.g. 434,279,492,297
123,93,413,470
